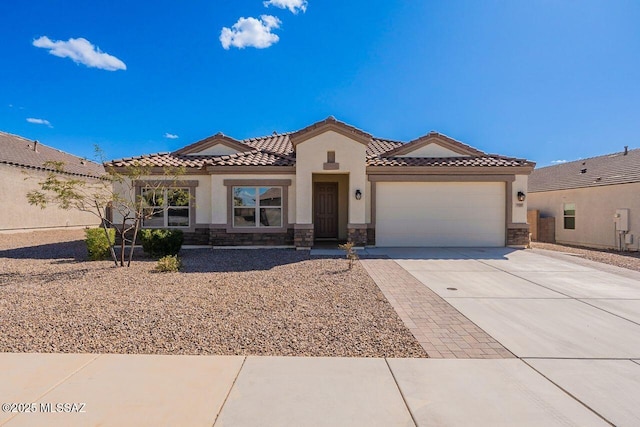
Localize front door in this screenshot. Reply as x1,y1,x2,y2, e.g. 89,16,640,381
314,182,339,239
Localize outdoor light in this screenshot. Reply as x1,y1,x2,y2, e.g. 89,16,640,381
517,191,526,202
355,189,362,200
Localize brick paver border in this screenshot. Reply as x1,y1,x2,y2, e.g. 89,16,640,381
361,259,514,359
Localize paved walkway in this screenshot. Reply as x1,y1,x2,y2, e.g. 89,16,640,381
0,353,612,427
361,259,513,359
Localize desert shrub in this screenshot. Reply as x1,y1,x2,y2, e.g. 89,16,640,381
156,255,181,272
85,227,115,260
338,241,359,269
140,229,184,257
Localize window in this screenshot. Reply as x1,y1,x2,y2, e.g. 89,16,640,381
563,203,575,230
142,188,190,228
233,186,282,228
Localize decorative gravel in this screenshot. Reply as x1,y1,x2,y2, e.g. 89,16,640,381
0,229,426,358
531,242,640,272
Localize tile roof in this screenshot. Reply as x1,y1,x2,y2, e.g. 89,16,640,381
529,147,640,192
0,131,105,178
106,124,533,170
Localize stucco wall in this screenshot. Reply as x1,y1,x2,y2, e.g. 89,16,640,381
295,131,367,224
528,182,640,250
1,164,102,231
512,175,528,224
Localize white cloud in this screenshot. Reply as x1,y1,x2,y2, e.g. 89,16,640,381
263,0,307,14
551,159,567,164
33,36,126,71
164,133,179,139
26,118,52,128
220,15,281,50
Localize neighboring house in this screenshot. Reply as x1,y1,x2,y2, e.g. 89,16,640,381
0,131,105,231
528,147,640,251
106,117,534,248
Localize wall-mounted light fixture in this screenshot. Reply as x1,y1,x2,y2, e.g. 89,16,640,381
355,189,362,200
517,191,526,202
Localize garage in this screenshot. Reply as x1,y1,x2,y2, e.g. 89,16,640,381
375,181,506,247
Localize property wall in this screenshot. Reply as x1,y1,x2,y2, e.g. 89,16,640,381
295,131,367,225
0,164,102,231
528,182,640,250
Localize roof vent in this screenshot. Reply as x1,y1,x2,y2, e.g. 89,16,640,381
595,177,602,182
32,140,39,152
580,168,587,174
624,146,628,155
272,131,278,135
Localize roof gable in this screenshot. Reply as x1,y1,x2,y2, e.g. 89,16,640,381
382,132,486,158
289,116,372,148
173,133,253,156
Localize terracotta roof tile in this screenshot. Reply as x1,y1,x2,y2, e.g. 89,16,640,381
107,124,533,171
0,131,105,178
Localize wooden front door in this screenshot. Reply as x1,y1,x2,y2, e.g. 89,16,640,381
314,182,339,239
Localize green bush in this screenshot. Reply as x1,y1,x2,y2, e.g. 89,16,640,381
85,227,115,260
156,255,181,272
140,229,184,257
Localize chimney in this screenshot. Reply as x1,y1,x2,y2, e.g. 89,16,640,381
624,146,628,155
33,140,39,152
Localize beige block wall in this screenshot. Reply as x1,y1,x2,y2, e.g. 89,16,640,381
528,182,640,250
210,174,296,225
295,131,367,224
1,164,101,231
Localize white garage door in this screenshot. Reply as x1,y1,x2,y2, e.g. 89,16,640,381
376,182,505,247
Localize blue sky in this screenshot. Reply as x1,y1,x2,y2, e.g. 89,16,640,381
1,0,639,166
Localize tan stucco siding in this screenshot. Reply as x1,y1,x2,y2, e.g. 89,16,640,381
210,174,296,225
111,175,211,225
397,144,469,158
1,164,101,231
528,182,640,250
512,175,528,224
295,130,367,224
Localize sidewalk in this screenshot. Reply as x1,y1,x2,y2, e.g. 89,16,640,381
1,353,610,427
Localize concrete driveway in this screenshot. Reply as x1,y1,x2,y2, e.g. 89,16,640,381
367,246,640,426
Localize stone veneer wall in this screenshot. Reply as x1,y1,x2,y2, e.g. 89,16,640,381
209,228,294,246
507,225,530,246
294,227,314,248
347,227,368,246
366,227,376,246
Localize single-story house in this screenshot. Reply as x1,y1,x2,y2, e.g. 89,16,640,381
106,117,534,248
528,147,639,251
0,131,105,231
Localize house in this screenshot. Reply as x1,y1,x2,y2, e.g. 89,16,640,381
106,117,534,248
0,131,105,231
528,147,640,251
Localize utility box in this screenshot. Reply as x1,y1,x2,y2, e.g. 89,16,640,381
614,209,630,232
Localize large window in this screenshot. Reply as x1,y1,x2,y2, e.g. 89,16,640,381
142,188,190,228
233,186,282,228
563,203,575,230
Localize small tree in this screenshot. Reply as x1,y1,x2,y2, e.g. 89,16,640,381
26,147,186,267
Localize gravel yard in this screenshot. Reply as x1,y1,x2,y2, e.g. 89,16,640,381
531,242,640,272
0,229,426,358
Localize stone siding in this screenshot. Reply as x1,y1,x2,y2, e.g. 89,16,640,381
209,228,294,246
